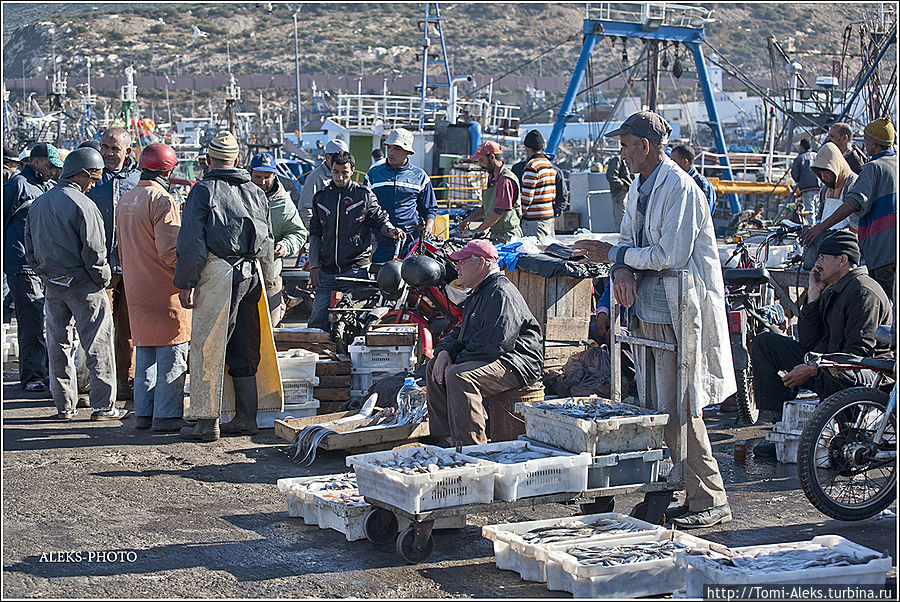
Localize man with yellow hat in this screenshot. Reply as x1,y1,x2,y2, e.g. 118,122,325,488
802,117,896,299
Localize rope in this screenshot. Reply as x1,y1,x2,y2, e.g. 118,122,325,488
468,33,581,97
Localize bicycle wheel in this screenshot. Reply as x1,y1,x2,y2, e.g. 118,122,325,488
797,387,896,521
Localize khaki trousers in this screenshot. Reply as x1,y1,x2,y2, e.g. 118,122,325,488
521,218,555,241
632,320,728,512
106,274,134,383
425,358,522,445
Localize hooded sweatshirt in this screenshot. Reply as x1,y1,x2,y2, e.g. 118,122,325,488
812,142,858,231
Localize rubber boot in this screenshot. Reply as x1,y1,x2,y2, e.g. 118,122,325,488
179,418,220,442
220,376,259,436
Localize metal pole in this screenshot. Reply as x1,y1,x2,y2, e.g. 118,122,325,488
833,24,896,126
547,32,601,158
293,10,303,141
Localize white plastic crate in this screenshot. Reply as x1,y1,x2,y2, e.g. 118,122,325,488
347,446,496,514
277,475,341,523
679,535,892,597
544,530,713,597
351,370,398,393
520,397,669,455
349,338,416,375
766,427,801,464
460,440,591,502
588,449,665,489
782,399,819,432
282,377,319,403
482,513,664,582
276,348,319,380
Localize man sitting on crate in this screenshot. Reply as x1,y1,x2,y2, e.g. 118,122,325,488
425,240,544,446
573,111,735,528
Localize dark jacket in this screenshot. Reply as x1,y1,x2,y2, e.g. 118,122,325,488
174,168,275,290
605,155,633,197
844,145,868,175
309,180,393,274
86,157,141,274
3,164,48,275
798,266,892,389
436,271,543,387
24,179,110,290
791,150,819,192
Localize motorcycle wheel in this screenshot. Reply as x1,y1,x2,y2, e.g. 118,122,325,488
797,387,896,521
734,365,759,425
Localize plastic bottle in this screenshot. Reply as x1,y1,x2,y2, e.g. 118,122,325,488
396,376,428,425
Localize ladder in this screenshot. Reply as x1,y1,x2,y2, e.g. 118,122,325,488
418,3,453,129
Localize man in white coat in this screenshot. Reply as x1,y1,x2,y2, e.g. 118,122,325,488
574,111,735,528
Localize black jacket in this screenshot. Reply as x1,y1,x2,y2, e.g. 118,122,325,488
436,271,544,387
309,181,392,273
3,164,48,275
174,168,275,290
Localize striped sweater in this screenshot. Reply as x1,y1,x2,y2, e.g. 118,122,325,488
520,154,557,220
844,149,896,271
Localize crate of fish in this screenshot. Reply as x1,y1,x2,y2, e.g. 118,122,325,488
276,473,357,524
588,448,666,489
346,446,496,514
518,397,669,455
678,535,893,597
543,530,714,598
276,348,319,380
482,513,664,582
460,440,591,502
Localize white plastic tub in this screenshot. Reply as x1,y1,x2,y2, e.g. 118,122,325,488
460,440,591,501
282,377,319,404
588,448,665,489
679,535,892,598
519,397,669,455
347,446,496,514
782,399,819,432
276,348,319,380
349,338,417,375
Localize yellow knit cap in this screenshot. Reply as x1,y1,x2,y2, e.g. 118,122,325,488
864,117,895,146
208,131,240,161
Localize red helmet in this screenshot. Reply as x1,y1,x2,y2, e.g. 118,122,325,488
138,143,178,172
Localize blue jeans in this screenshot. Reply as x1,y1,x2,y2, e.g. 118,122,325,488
308,267,369,331
372,234,415,264
134,343,188,419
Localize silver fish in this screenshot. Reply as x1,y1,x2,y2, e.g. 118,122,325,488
536,399,656,421
693,543,879,573
520,518,647,545
565,541,686,567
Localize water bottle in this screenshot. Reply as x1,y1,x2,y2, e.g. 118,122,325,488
396,376,428,425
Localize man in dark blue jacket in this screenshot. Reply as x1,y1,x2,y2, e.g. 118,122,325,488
86,127,141,400
2,143,62,392
791,138,819,223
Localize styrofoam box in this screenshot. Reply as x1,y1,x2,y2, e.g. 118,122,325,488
544,530,714,598
460,440,591,502
282,377,319,403
347,445,496,514
276,348,319,380
520,397,669,455
482,512,664,582
782,399,819,431
766,427,801,464
349,338,416,374
679,535,893,597
589,448,665,489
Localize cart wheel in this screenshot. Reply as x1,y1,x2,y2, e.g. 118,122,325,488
364,509,399,546
580,496,615,514
396,526,435,564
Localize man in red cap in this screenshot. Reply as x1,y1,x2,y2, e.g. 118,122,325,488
425,239,543,445
458,142,523,243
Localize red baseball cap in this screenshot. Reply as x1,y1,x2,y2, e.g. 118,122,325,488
469,141,503,161
448,239,499,263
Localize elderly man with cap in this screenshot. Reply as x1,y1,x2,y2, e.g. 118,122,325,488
458,141,523,244
298,138,348,228
249,152,308,326
3,146,22,183
115,143,191,432
86,127,142,402
509,130,558,241
426,239,543,446
364,128,438,262
3,142,64,393
572,111,735,528
802,117,897,299
24,147,128,420
751,230,892,456
175,131,278,441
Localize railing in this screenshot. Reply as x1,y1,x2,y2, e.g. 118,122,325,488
586,2,714,28
697,150,794,183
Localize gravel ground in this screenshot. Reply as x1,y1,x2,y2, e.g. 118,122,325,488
2,362,896,598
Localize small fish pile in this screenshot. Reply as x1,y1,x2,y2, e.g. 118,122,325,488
520,518,648,545
537,399,654,421
565,540,686,567
465,444,558,464
371,448,479,475
694,543,878,573
287,473,367,506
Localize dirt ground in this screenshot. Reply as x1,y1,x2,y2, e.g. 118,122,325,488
2,360,896,599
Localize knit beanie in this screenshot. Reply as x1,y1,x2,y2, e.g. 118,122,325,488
864,117,894,146
817,230,860,265
208,131,240,161
523,129,545,151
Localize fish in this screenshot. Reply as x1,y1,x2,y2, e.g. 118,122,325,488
465,444,559,464
691,543,880,573
564,540,686,567
536,399,656,421
520,518,648,545
370,448,479,475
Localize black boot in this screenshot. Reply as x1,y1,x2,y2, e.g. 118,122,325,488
221,376,259,436
179,418,220,442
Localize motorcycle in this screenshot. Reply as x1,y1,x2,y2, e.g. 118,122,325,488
796,325,896,521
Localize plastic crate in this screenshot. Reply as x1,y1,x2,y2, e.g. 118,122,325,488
519,397,669,455
679,535,892,597
347,446,496,514
276,348,319,380
782,399,819,432
482,513,664,582
766,427,801,464
350,370,397,393
544,530,714,597
460,440,591,502
349,338,416,374
588,449,665,489
282,377,319,404
277,475,351,523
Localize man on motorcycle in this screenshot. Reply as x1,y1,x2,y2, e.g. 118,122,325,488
751,230,892,456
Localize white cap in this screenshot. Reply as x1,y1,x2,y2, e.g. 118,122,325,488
384,128,415,154
325,138,349,154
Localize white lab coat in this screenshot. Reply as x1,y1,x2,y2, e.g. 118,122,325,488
612,157,736,415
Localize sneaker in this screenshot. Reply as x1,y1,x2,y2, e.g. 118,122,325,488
670,503,733,529
54,411,76,421
91,408,131,421
24,381,47,393
753,441,777,458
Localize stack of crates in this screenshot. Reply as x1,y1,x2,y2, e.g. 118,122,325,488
277,348,320,417
2,322,18,363
765,399,819,463
348,336,417,402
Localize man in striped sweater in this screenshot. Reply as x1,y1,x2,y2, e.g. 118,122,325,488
513,130,558,241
